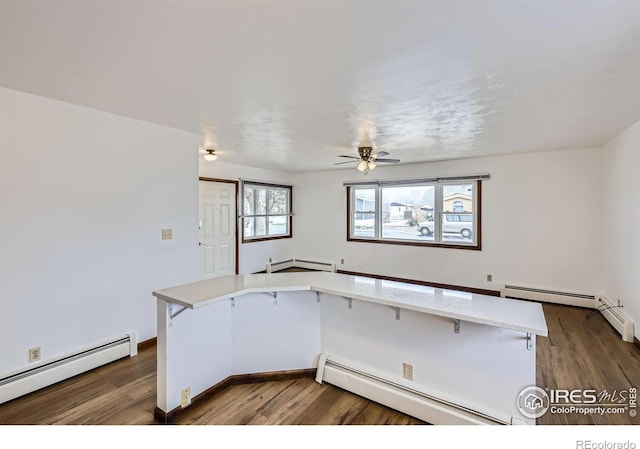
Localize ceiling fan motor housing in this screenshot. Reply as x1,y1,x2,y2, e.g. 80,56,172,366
358,146,373,160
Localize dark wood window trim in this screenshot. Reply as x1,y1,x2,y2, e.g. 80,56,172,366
241,181,293,244
199,177,240,274
346,181,482,251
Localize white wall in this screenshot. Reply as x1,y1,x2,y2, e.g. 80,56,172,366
602,119,640,340
199,160,294,274
293,148,603,294
0,87,200,375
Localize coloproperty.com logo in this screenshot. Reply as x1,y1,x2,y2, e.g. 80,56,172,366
517,386,637,418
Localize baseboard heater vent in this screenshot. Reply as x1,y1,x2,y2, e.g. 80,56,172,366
597,296,635,343
0,333,136,405
502,285,634,343
315,354,518,425
501,284,598,308
266,258,336,273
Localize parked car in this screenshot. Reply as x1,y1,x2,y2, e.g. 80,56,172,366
417,214,473,238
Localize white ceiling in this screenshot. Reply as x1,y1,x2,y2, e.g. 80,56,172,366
1,1,639,172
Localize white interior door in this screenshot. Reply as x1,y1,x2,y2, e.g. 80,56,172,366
199,181,236,279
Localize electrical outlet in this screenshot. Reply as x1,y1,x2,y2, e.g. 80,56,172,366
181,387,191,408
29,347,41,363
161,228,173,240
402,362,414,381
486,274,493,282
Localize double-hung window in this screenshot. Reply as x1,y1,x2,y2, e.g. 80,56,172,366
242,182,292,242
347,176,485,249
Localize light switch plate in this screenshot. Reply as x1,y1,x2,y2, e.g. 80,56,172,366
162,228,173,240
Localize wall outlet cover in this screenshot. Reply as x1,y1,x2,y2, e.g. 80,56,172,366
29,347,41,363
402,362,414,381
181,386,191,408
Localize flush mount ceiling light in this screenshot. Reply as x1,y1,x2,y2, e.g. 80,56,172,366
203,149,218,161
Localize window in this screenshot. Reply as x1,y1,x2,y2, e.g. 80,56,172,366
347,179,481,249
242,182,292,242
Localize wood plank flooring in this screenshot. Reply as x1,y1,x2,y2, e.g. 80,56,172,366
536,303,640,425
0,303,638,425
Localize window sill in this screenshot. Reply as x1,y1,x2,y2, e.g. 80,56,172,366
242,235,293,244
346,236,481,251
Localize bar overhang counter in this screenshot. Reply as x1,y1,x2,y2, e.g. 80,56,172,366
152,271,548,425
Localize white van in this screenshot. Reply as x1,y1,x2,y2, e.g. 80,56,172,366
417,214,473,239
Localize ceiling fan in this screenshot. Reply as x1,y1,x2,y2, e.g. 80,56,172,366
334,146,400,174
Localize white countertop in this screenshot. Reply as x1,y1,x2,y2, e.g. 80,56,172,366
153,272,548,336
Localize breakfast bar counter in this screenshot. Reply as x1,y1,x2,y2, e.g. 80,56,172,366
152,271,547,425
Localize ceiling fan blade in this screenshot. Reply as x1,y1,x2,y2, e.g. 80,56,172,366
334,160,358,165
338,155,360,159
375,158,400,163
372,151,389,158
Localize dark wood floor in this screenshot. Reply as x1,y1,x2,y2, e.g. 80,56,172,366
0,303,638,425
537,303,640,425
0,344,422,425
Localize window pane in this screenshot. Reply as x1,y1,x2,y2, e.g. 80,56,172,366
268,215,288,236
381,185,435,241
354,189,376,212
245,216,266,237
244,186,266,215
268,188,289,214
353,212,375,238
442,184,474,242
352,188,376,238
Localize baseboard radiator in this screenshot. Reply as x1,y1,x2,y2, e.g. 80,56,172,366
315,353,517,425
597,296,635,343
266,258,336,273
502,285,634,343
0,333,137,405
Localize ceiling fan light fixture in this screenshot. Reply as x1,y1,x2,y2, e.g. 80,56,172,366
357,160,368,172
367,160,377,170
204,149,218,161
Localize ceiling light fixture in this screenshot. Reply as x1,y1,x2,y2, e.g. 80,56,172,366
335,146,400,175
204,149,218,161
356,148,378,175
